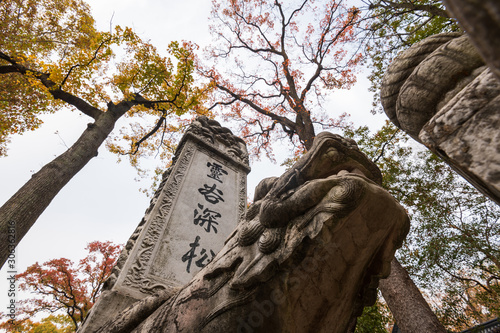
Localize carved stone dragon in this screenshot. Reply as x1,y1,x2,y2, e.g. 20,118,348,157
96,132,409,333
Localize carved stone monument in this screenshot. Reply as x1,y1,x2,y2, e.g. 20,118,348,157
94,132,410,333
79,117,250,333
381,33,500,205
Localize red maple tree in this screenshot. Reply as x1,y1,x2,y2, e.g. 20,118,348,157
202,0,362,157
4,241,121,330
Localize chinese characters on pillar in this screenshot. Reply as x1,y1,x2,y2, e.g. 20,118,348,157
198,184,224,204
206,162,228,183
181,236,216,274
182,160,229,273
194,204,220,233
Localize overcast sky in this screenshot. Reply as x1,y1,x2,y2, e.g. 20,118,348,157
0,0,386,315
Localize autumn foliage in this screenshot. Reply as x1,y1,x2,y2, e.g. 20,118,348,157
0,241,122,331
0,0,210,268
0,0,209,166
0,0,96,156
202,0,363,157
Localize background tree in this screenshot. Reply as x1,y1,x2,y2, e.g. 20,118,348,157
0,0,209,268
203,0,363,157
354,298,392,333
0,0,94,157
0,314,74,333
0,241,121,331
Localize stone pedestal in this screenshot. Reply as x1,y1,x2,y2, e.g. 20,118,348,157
79,117,250,332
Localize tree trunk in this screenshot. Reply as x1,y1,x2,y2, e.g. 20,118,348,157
0,107,123,268
379,258,446,333
294,106,316,151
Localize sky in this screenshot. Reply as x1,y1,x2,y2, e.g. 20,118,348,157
0,0,387,316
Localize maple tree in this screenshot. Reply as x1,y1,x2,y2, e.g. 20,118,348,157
202,0,363,157
0,0,208,268
200,1,453,331
0,314,73,333
0,241,121,331
0,0,93,156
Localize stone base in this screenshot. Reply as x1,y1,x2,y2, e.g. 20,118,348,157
79,289,141,332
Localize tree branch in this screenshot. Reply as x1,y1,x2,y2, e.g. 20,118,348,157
0,65,20,74
0,51,104,119
60,36,112,88
374,129,400,163
215,82,297,132
436,262,491,293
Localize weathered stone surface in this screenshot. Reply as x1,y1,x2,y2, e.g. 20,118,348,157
380,32,462,130
443,0,500,82
96,132,409,333
381,33,500,205
420,69,500,204
79,117,250,333
384,34,485,139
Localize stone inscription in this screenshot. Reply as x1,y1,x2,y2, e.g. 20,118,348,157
149,149,239,284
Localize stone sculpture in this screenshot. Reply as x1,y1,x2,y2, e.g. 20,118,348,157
79,117,250,333
94,132,410,333
381,33,500,206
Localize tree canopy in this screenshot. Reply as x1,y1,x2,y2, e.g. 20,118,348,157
0,0,209,268
0,0,208,165
0,241,121,331
202,0,363,157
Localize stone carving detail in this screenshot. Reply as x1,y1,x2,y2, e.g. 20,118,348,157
79,117,250,333
96,132,409,333
122,142,196,293
103,169,172,291
180,116,249,166
443,0,500,83
381,33,500,205
238,171,247,223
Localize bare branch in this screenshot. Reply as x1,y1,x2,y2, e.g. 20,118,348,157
215,82,297,131
374,129,400,163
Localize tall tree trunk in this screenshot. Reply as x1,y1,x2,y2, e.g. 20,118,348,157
379,258,446,333
0,105,127,268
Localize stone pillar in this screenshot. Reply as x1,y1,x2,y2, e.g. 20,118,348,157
79,117,250,332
